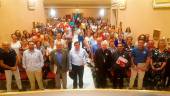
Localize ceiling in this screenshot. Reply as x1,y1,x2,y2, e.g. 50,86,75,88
44,0,111,6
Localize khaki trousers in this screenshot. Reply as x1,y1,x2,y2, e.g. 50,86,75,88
26,68,44,90
55,71,67,89
5,68,22,91
129,63,146,89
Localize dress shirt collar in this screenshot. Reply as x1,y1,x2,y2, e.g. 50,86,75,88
28,49,35,53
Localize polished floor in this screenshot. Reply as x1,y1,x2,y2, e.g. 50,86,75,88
1,89,170,96
67,65,95,89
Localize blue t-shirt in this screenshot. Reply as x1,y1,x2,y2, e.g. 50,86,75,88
131,47,149,64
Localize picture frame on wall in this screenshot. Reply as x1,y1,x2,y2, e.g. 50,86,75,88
153,29,161,41
27,0,36,10
112,0,127,9
167,38,170,47
167,38,170,42
153,0,170,8
168,43,170,47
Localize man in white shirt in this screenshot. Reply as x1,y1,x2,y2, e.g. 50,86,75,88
69,41,88,89
22,41,44,90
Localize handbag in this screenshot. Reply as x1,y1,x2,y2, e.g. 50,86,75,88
69,71,75,79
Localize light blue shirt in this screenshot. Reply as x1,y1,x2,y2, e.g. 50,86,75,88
22,49,44,71
69,48,88,69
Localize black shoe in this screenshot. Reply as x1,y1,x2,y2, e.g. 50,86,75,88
19,89,25,92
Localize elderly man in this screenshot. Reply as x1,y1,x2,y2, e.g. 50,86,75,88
22,41,44,90
0,42,22,92
94,40,112,88
50,41,69,89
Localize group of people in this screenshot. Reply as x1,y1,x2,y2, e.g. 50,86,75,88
93,33,170,90
0,16,170,92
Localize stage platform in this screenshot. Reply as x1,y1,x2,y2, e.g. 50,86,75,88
1,89,170,96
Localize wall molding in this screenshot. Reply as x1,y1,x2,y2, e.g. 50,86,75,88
44,5,110,9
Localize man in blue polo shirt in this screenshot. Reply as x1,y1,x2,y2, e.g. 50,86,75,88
129,39,150,90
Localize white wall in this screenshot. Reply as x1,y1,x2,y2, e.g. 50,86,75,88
45,8,110,20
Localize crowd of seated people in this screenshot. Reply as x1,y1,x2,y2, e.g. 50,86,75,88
0,16,170,92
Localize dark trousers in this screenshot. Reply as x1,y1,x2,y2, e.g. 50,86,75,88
112,73,124,89
166,76,170,87
165,72,170,87
72,64,84,89
95,70,107,88
66,38,72,51
143,71,150,88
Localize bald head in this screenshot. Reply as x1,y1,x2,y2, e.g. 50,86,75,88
2,42,10,52
2,42,10,45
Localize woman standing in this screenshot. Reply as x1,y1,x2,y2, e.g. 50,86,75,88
150,39,167,89
11,34,21,55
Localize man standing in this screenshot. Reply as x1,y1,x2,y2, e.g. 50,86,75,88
94,40,112,88
0,42,22,92
111,43,131,89
69,41,88,89
22,41,44,90
50,42,69,89
129,39,150,90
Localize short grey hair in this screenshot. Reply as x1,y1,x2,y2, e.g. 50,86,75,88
101,40,109,47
